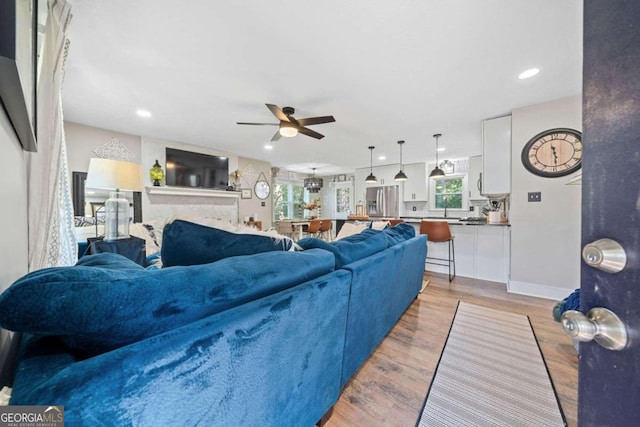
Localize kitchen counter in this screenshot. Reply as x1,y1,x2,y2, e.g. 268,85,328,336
398,217,510,226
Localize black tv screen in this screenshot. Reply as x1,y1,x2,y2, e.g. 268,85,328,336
165,148,229,189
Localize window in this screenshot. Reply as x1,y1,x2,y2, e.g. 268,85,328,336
429,175,468,211
273,182,306,220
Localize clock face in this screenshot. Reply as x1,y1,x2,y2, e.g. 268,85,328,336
254,180,270,199
521,128,582,177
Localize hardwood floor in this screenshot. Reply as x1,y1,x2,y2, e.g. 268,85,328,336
326,273,579,427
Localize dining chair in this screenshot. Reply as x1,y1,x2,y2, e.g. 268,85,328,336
318,219,333,241
276,221,294,239
419,221,456,282
304,219,322,238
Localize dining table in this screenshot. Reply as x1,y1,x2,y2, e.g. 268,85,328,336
290,220,311,241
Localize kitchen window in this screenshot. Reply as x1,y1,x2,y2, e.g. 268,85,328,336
429,175,468,212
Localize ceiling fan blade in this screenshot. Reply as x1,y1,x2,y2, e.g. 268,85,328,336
236,122,279,126
298,126,325,140
266,104,289,122
296,116,336,126
271,129,282,141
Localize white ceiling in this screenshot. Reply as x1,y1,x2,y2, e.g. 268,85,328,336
63,0,583,176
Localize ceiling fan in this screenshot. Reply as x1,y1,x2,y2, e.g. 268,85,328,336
237,104,335,141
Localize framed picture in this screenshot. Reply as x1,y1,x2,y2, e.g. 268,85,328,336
337,174,346,182
241,188,252,199
0,0,39,151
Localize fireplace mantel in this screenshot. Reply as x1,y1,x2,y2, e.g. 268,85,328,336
145,186,240,198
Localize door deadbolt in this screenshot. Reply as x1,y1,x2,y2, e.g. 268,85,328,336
561,308,628,351
582,238,627,273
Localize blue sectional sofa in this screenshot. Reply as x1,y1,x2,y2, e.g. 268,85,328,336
0,221,426,426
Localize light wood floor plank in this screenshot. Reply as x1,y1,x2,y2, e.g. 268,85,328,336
327,273,578,427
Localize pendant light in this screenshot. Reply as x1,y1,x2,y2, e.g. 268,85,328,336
429,133,446,179
304,167,323,193
394,140,408,181
365,146,377,183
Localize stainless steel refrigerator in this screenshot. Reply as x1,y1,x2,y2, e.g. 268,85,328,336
366,185,400,218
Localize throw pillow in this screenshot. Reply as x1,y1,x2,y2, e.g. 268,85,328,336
335,222,368,240
369,221,390,230
161,219,294,267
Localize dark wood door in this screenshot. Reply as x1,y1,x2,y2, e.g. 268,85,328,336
580,1,640,425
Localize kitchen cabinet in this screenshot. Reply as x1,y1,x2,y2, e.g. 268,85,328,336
402,163,428,202
468,155,487,201
482,115,511,196
355,164,400,205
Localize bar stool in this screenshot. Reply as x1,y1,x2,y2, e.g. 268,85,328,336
419,221,455,282
318,219,333,241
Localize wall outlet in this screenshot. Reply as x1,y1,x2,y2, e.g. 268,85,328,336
528,192,542,202
412,206,417,211
469,206,475,212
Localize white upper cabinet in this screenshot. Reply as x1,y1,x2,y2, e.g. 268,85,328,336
468,155,487,201
482,115,511,196
355,164,403,205
402,163,428,201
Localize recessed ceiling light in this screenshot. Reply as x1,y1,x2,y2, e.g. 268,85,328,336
264,144,273,150
437,147,446,152
518,68,540,79
136,109,152,118
378,155,386,160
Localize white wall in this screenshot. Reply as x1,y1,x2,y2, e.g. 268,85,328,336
509,96,582,299
0,112,29,293
237,157,273,230
65,122,273,228
65,122,142,174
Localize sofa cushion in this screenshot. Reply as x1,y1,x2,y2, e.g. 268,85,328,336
0,249,335,356
298,228,387,268
161,219,294,267
381,222,416,247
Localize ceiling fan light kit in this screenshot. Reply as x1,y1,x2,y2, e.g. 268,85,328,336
279,123,298,137
394,140,408,181
429,133,446,179
237,104,335,142
365,146,378,183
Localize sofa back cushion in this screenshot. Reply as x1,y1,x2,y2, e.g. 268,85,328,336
381,222,416,247
161,219,294,267
298,228,387,268
0,250,334,356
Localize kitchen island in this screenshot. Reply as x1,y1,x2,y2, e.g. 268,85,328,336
401,217,510,283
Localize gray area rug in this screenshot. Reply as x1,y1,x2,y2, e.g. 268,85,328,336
417,302,566,427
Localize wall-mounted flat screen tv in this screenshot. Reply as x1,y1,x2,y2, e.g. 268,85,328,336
165,148,229,190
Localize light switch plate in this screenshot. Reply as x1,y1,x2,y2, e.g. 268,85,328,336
528,192,542,202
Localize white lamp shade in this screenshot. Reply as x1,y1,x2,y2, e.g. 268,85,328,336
85,158,143,191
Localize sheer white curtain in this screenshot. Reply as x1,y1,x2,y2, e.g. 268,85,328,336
28,0,76,270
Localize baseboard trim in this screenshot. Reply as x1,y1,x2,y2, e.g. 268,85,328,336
508,280,573,301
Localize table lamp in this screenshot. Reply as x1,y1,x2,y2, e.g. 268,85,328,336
85,158,143,241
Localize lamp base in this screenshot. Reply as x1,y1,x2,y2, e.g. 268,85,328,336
104,191,130,241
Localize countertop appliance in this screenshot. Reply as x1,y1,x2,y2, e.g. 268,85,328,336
366,185,399,218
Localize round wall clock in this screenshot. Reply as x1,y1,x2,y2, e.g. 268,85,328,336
521,128,583,177
254,180,270,199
